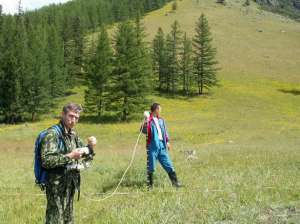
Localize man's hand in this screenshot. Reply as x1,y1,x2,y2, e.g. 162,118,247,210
66,151,83,160
87,136,97,149
167,142,171,151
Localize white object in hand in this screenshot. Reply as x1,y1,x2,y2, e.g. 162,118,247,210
144,111,150,119
76,147,90,155
88,136,97,145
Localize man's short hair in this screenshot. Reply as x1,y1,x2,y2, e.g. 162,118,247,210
151,103,160,112
62,103,83,114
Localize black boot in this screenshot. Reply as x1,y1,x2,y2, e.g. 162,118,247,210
168,171,182,188
147,172,153,189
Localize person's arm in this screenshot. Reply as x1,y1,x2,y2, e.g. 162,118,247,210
146,119,152,146
141,121,148,134
142,112,150,134
163,120,171,150
41,130,80,169
76,135,86,148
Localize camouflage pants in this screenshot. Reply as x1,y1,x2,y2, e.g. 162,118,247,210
45,174,76,224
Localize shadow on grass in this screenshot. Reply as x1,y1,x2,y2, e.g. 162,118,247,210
101,171,145,192
79,114,121,124
64,90,78,96
153,83,221,100
154,90,212,100
79,112,147,124
278,89,300,96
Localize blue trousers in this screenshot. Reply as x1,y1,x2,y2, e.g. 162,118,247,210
147,142,175,173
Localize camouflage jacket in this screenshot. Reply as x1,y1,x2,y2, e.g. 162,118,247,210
40,121,85,172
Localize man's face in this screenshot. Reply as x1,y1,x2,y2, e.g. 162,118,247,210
62,111,80,129
155,106,162,116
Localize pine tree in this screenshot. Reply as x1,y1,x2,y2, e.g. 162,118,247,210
0,5,2,120
0,1,33,123
16,1,29,118
7,2,29,123
24,24,51,121
62,16,77,87
165,20,182,94
153,27,168,92
112,0,130,21
133,14,152,96
47,25,66,97
172,1,178,11
193,14,218,95
62,16,85,86
0,16,22,123
73,16,84,78
180,32,194,96
244,0,250,6
0,5,2,29
134,13,145,46
84,25,113,117
0,5,3,75
112,20,151,121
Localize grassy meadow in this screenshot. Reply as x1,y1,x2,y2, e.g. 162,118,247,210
1,0,300,223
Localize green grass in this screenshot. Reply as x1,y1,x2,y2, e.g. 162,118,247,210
1,0,300,223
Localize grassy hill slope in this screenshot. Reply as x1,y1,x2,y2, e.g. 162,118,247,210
0,0,300,223
142,0,300,82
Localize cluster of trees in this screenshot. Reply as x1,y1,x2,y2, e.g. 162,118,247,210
84,17,152,121
84,13,219,121
152,14,219,96
0,6,62,123
0,0,171,123
0,0,219,123
85,17,152,121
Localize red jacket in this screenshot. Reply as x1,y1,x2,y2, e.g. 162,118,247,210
146,114,169,146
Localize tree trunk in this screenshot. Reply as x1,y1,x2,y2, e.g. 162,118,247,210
198,74,201,95
159,69,162,91
98,98,102,117
97,90,103,117
122,96,128,121
31,112,36,122
186,74,189,96
200,78,203,95
183,72,186,95
171,72,175,94
167,73,170,94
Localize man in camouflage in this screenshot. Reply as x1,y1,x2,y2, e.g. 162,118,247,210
41,103,94,224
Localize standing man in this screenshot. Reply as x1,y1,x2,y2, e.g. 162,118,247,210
40,103,95,224
145,103,182,188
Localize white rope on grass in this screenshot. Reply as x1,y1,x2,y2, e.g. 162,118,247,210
81,117,146,202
